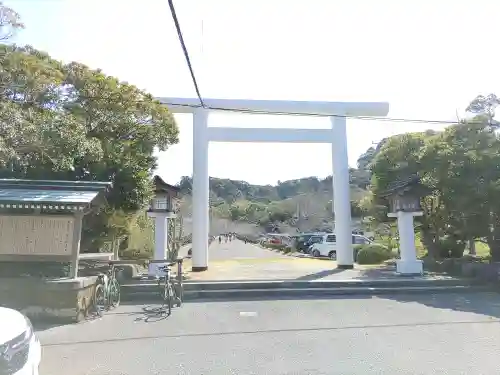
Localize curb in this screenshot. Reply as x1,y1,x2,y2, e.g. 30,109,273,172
120,278,493,302
122,284,494,302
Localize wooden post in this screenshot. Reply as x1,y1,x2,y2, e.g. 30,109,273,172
69,213,84,279
176,258,183,302
112,238,120,260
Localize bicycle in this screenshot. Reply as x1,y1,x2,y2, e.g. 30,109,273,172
93,262,121,317
155,261,182,316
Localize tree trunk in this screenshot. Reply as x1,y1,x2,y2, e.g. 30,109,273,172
487,231,500,261
420,228,439,258
487,214,500,261
468,238,476,256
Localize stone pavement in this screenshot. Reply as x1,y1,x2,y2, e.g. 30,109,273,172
181,240,451,281
38,292,500,375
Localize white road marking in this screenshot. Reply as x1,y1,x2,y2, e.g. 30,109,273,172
239,311,258,317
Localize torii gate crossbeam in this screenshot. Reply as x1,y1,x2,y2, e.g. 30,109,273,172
158,97,390,271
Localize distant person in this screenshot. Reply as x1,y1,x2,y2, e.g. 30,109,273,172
218,236,222,244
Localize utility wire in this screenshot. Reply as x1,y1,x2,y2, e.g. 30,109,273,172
0,84,466,125
167,0,205,108
0,78,468,125
159,102,463,125
1,1,473,127
163,1,459,125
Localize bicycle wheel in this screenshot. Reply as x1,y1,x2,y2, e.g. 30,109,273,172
157,278,165,298
93,284,106,317
173,281,182,307
108,278,121,308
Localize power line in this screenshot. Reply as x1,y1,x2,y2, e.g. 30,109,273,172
0,1,477,127
167,0,205,108
0,83,465,125
159,102,461,125
161,1,460,126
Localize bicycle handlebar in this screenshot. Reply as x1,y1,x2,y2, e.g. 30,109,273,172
149,258,184,265
107,260,141,265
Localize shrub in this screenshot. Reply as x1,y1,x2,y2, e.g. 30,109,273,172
235,234,260,244
119,247,151,260
356,244,392,265
437,235,466,258
263,243,287,251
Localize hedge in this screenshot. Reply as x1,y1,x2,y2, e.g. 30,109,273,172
356,244,393,265
261,242,293,253
234,234,260,244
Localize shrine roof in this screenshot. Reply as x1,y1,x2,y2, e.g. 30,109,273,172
153,175,180,193
379,175,424,198
0,179,111,207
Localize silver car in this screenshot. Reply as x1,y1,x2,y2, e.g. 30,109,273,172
0,308,41,375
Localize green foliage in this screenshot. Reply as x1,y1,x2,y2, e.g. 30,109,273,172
0,43,178,251
122,213,154,259
234,234,260,244
368,93,500,260
356,244,393,265
179,173,372,232
437,235,466,259
261,242,292,253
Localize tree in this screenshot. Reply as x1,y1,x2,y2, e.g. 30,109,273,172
369,96,500,260
370,131,446,257
0,44,179,251
0,2,23,41
466,93,500,127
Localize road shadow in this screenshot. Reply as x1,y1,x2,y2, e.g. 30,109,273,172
33,311,104,332
87,304,177,323
295,268,347,281
377,291,500,319
33,304,176,331
120,294,373,305
351,265,453,280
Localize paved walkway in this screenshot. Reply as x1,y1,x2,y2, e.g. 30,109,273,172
207,238,290,261
38,292,500,374
182,240,446,281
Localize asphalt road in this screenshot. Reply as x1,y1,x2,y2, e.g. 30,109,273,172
207,239,290,261
38,292,500,375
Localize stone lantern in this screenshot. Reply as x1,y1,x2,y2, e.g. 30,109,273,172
147,176,180,276
388,193,421,213
380,174,430,275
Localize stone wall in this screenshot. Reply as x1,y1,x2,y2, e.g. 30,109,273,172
423,257,500,283
0,276,97,323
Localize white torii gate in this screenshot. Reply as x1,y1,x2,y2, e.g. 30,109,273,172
158,97,390,271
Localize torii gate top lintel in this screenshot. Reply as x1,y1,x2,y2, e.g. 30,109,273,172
157,97,389,117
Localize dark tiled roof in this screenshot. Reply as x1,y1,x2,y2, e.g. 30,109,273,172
153,175,180,192
0,179,111,207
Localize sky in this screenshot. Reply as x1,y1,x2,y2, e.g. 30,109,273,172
7,0,500,185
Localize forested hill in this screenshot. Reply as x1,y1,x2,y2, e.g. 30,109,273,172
177,140,387,203
176,141,388,232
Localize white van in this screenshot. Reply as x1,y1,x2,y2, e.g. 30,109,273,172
309,234,372,259
0,308,41,375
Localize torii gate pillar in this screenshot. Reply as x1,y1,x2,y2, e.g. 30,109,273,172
158,97,390,271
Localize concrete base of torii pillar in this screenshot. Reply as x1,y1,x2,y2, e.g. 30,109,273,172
147,211,176,277
388,211,424,275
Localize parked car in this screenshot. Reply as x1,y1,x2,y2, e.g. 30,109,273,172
0,307,41,375
309,234,373,260
303,235,325,253
295,232,326,252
